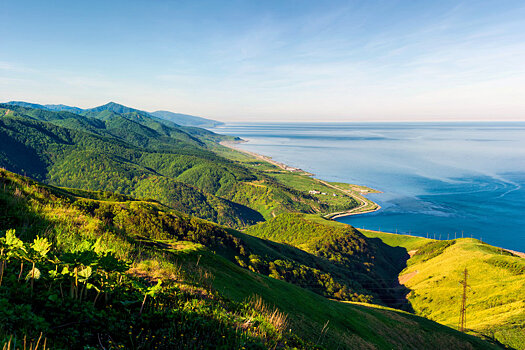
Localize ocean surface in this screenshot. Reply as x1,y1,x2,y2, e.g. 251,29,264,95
211,122,525,252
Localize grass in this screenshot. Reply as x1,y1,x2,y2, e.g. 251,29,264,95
358,227,525,349
0,168,502,349
266,172,382,216
214,143,383,216
173,246,500,349
0,169,307,349
327,181,381,194
359,229,433,251
401,238,525,349
268,172,357,208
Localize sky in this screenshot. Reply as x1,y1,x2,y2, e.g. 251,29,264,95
1,0,525,122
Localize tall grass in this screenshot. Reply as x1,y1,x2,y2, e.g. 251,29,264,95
248,295,289,333
2,334,46,350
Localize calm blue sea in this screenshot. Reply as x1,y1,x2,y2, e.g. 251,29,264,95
211,122,525,252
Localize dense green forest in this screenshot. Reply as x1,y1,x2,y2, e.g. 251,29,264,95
0,169,500,349
0,102,357,228
244,213,411,309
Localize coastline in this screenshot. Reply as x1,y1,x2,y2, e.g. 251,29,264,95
219,140,525,258
220,140,381,219
220,140,313,175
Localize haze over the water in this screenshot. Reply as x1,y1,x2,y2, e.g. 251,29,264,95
2,0,525,122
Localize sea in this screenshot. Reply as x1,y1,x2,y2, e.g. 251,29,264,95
211,122,525,252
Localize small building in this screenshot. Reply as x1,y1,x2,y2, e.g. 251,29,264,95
309,190,321,195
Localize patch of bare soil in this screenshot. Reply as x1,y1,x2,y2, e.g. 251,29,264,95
398,270,418,285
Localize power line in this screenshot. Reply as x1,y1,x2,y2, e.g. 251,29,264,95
458,267,468,332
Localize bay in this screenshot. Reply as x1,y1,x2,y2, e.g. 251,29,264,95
211,122,525,252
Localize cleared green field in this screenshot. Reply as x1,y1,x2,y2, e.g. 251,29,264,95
359,228,525,349
263,171,360,210
328,181,381,194
360,229,433,251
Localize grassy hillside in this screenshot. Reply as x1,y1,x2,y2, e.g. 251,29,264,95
244,214,414,309
361,229,525,349
359,229,432,251
0,169,500,349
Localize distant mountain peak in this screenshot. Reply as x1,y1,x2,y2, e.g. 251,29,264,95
151,110,223,128
45,104,84,114
87,102,144,115
5,101,49,110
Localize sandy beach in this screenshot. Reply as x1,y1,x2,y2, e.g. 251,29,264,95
220,140,313,174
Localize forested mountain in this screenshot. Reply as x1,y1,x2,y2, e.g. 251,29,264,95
151,110,223,128
6,101,222,127
0,169,500,349
0,103,356,228
45,104,84,114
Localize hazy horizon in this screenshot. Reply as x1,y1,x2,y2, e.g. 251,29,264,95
2,0,525,122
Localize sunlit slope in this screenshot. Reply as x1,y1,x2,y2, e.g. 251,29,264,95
179,247,500,350
245,213,415,309
361,229,525,350
0,169,500,349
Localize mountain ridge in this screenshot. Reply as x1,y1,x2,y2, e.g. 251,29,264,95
151,110,223,128
5,100,222,128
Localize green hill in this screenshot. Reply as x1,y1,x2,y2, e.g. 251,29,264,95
5,101,50,110
0,169,500,349
0,103,360,227
44,103,84,114
360,229,525,349
244,213,411,309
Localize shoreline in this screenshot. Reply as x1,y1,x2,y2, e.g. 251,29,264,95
220,140,525,258
220,140,313,175
220,139,382,219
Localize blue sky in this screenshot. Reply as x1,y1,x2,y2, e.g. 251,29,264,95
1,0,525,121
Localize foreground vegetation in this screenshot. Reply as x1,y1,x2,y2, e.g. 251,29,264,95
0,169,499,349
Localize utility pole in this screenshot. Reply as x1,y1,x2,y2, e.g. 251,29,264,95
458,268,468,332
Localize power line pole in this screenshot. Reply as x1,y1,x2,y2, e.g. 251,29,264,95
458,267,468,332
